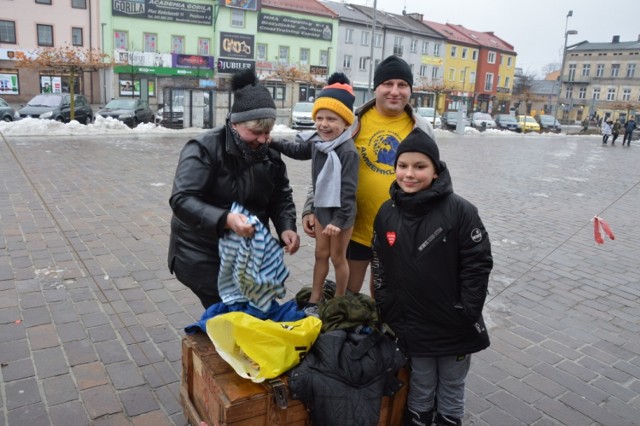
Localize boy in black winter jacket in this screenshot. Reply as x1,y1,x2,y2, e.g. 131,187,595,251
371,127,493,426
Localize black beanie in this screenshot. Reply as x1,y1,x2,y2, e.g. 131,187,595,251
230,68,276,123
373,55,413,91
394,128,441,173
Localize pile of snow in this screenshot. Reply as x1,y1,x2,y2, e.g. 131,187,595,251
0,116,297,137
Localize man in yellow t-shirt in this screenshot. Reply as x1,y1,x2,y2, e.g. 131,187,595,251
302,55,436,294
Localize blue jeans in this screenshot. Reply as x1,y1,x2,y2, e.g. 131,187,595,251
407,355,472,418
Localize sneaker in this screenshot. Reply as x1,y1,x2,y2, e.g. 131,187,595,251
405,408,434,426
303,303,320,318
433,413,461,426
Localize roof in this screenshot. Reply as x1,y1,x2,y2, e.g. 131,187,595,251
531,79,560,96
321,1,375,25
568,39,640,52
445,24,515,53
423,20,478,46
262,0,337,17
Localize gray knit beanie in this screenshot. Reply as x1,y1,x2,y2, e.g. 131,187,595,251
230,69,276,123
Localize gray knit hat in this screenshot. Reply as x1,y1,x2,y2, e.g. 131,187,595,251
230,69,276,123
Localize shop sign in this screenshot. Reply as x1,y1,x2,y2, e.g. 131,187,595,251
421,55,443,66
258,13,332,40
219,33,254,59
309,65,327,75
116,50,172,68
112,0,213,25
216,58,255,74
173,54,214,69
220,0,261,11
114,64,214,77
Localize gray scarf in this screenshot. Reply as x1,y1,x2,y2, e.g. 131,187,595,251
313,130,352,208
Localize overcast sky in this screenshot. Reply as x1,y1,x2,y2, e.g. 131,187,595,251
348,0,639,77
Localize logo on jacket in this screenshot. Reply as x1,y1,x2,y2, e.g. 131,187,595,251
386,231,396,246
471,228,482,243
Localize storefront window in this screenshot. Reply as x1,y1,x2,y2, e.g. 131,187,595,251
0,73,19,95
118,78,156,97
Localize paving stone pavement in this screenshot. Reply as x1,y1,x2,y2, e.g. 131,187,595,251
0,128,639,425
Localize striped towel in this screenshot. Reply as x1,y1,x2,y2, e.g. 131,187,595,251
218,202,289,312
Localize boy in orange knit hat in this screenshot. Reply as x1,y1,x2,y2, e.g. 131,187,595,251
271,73,358,316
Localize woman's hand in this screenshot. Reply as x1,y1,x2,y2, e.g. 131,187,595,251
226,213,255,238
280,230,300,255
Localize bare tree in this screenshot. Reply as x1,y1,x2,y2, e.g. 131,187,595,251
415,77,456,119
609,100,640,121
513,72,544,115
267,65,319,109
541,63,560,77
16,45,112,121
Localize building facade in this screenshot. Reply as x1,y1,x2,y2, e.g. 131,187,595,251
560,35,640,124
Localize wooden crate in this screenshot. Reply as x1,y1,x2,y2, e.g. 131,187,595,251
181,332,408,426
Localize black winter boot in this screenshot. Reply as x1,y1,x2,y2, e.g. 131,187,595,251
433,412,462,426
404,407,435,426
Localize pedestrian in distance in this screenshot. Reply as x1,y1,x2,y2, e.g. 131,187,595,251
580,117,589,133
622,117,636,146
371,127,493,426
601,119,612,145
611,119,622,145
270,73,359,317
301,55,436,296
167,68,300,309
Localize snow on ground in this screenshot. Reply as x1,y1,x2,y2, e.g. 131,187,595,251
0,116,596,139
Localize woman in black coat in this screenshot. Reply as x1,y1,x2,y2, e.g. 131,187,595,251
168,69,300,308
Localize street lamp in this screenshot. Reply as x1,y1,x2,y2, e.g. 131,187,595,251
367,0,378,99
555,10,577,124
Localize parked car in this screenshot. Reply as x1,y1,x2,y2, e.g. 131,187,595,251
516,115,541,133
494,114,522,132
470,112,496,130
441,111,470,130
18,93,93,124
534,114,562,133
95,98,154,127
290,102,315,129
416,107,442,128
0,97,19,121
